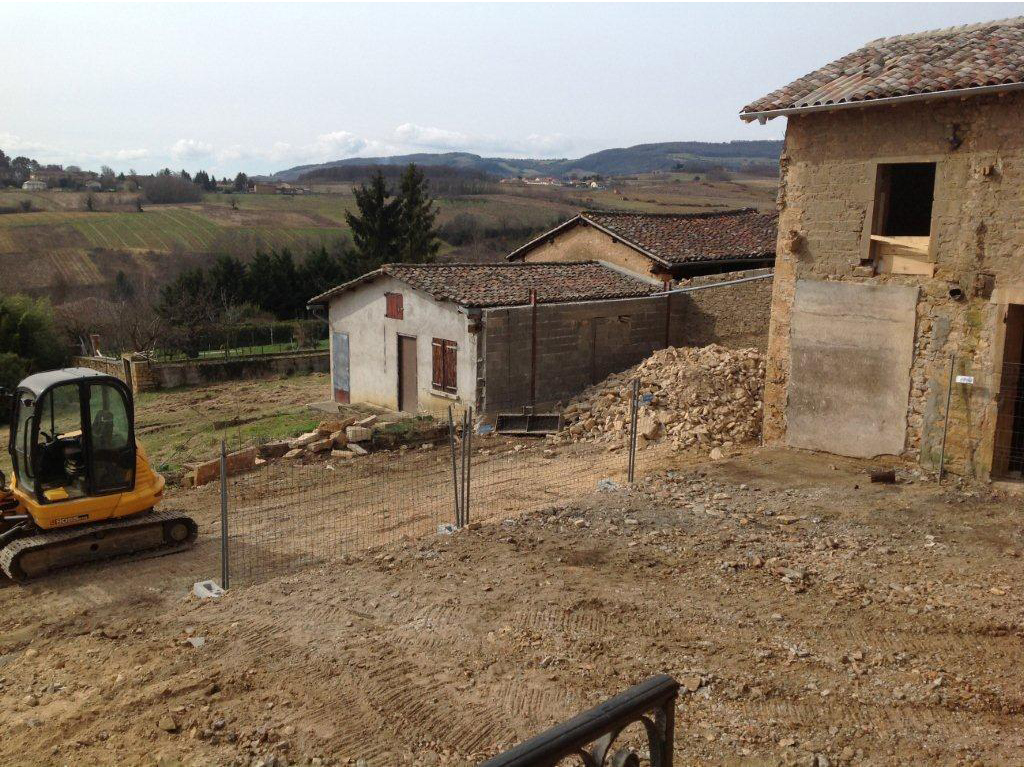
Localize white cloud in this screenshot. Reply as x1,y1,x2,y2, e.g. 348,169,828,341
394,123,469,151
310,131,369,158
100,148,149,162
0,133,57,158
169,138,215,163
392,123,573,157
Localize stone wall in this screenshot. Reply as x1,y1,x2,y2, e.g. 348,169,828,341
70,355,127,380
74,351,328,393
674,268,774,351
480,270,772,414
519,222,668,282
765,91,1024,478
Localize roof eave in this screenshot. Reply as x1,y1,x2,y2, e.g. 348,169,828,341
306,267,387,307
740,80,1024,123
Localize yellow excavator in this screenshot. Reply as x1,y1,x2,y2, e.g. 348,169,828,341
0,368,197,581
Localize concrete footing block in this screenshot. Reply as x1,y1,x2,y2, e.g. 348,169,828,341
193,580,225,599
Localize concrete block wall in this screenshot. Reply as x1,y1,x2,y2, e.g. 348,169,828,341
481,296,682,413
765,91,1024,478
479,270,771,415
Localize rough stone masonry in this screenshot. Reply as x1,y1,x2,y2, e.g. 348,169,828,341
765,91,1024,478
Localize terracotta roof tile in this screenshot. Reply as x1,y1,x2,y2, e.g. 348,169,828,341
580,209,777,265
309,262,658,308
741,16,1024,117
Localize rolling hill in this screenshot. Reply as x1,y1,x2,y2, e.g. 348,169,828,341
270,140,783,181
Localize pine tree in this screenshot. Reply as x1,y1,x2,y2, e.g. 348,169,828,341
208,254,248,306
345,171,402,267
397,163,439,263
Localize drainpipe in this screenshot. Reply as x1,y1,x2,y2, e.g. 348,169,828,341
530,289,538,408
663,279,672,349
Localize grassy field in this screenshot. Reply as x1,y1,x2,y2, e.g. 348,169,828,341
0,173,776,300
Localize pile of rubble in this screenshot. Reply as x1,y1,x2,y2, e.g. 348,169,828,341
554,344,765,452
259,415,379,462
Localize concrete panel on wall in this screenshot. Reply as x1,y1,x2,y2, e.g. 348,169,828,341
786,279,918,458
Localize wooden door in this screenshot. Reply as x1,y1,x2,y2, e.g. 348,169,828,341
398,335,418,413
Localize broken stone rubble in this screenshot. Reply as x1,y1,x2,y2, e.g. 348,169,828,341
554,344,765,451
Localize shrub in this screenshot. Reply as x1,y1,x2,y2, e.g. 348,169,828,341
0,295,66,389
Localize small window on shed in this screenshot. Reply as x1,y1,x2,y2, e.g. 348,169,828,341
385,292,403,320
870,162,937,276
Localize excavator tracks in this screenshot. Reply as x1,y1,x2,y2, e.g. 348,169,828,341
0,509,198,581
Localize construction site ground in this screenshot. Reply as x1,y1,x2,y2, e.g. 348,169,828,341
1,443,1022,767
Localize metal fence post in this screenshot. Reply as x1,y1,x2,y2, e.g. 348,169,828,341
459,410,469,527
464,406,473,526
448,406,462,527
219,439,230,589
627,379,639,484
938,354,955,480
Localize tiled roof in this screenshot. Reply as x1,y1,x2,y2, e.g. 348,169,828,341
308,262,658,308
508,209,777,266
741,16,1024,118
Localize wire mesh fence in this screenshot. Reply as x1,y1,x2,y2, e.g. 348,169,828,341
223,443,456,585
214,379,691,587
150,320,329,362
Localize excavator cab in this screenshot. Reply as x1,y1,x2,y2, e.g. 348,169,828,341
10,369,139,510
1,368,196,581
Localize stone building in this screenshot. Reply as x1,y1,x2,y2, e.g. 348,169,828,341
741,17,1024,480
506,209,777,281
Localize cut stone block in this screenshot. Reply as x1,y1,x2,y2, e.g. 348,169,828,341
283,448,304,459
309,438,333,453
348,443,368,455
258,440,291,459
346,426,373,442
290,431,320,448
331,449,355,459
187,446,257,487
354,415,378,428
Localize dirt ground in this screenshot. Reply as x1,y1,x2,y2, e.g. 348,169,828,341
1,444,1022,767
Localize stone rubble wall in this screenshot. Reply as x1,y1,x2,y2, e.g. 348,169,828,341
767,91,1024,478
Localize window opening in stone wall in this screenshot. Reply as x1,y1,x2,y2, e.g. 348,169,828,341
869,162,937,276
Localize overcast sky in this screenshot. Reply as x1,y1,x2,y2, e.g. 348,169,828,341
5,2,1022,175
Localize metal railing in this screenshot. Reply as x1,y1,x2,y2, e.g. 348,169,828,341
483,675,679,767
151,321,328,362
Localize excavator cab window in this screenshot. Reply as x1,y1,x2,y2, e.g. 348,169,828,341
33,383,88,502
11,393,36,487
87,381,134,493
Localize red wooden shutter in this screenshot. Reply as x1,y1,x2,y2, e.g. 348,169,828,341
385,292,403,319
442,341,457,393
431,338,444,389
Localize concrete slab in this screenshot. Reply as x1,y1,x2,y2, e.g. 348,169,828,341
786,279,918,458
